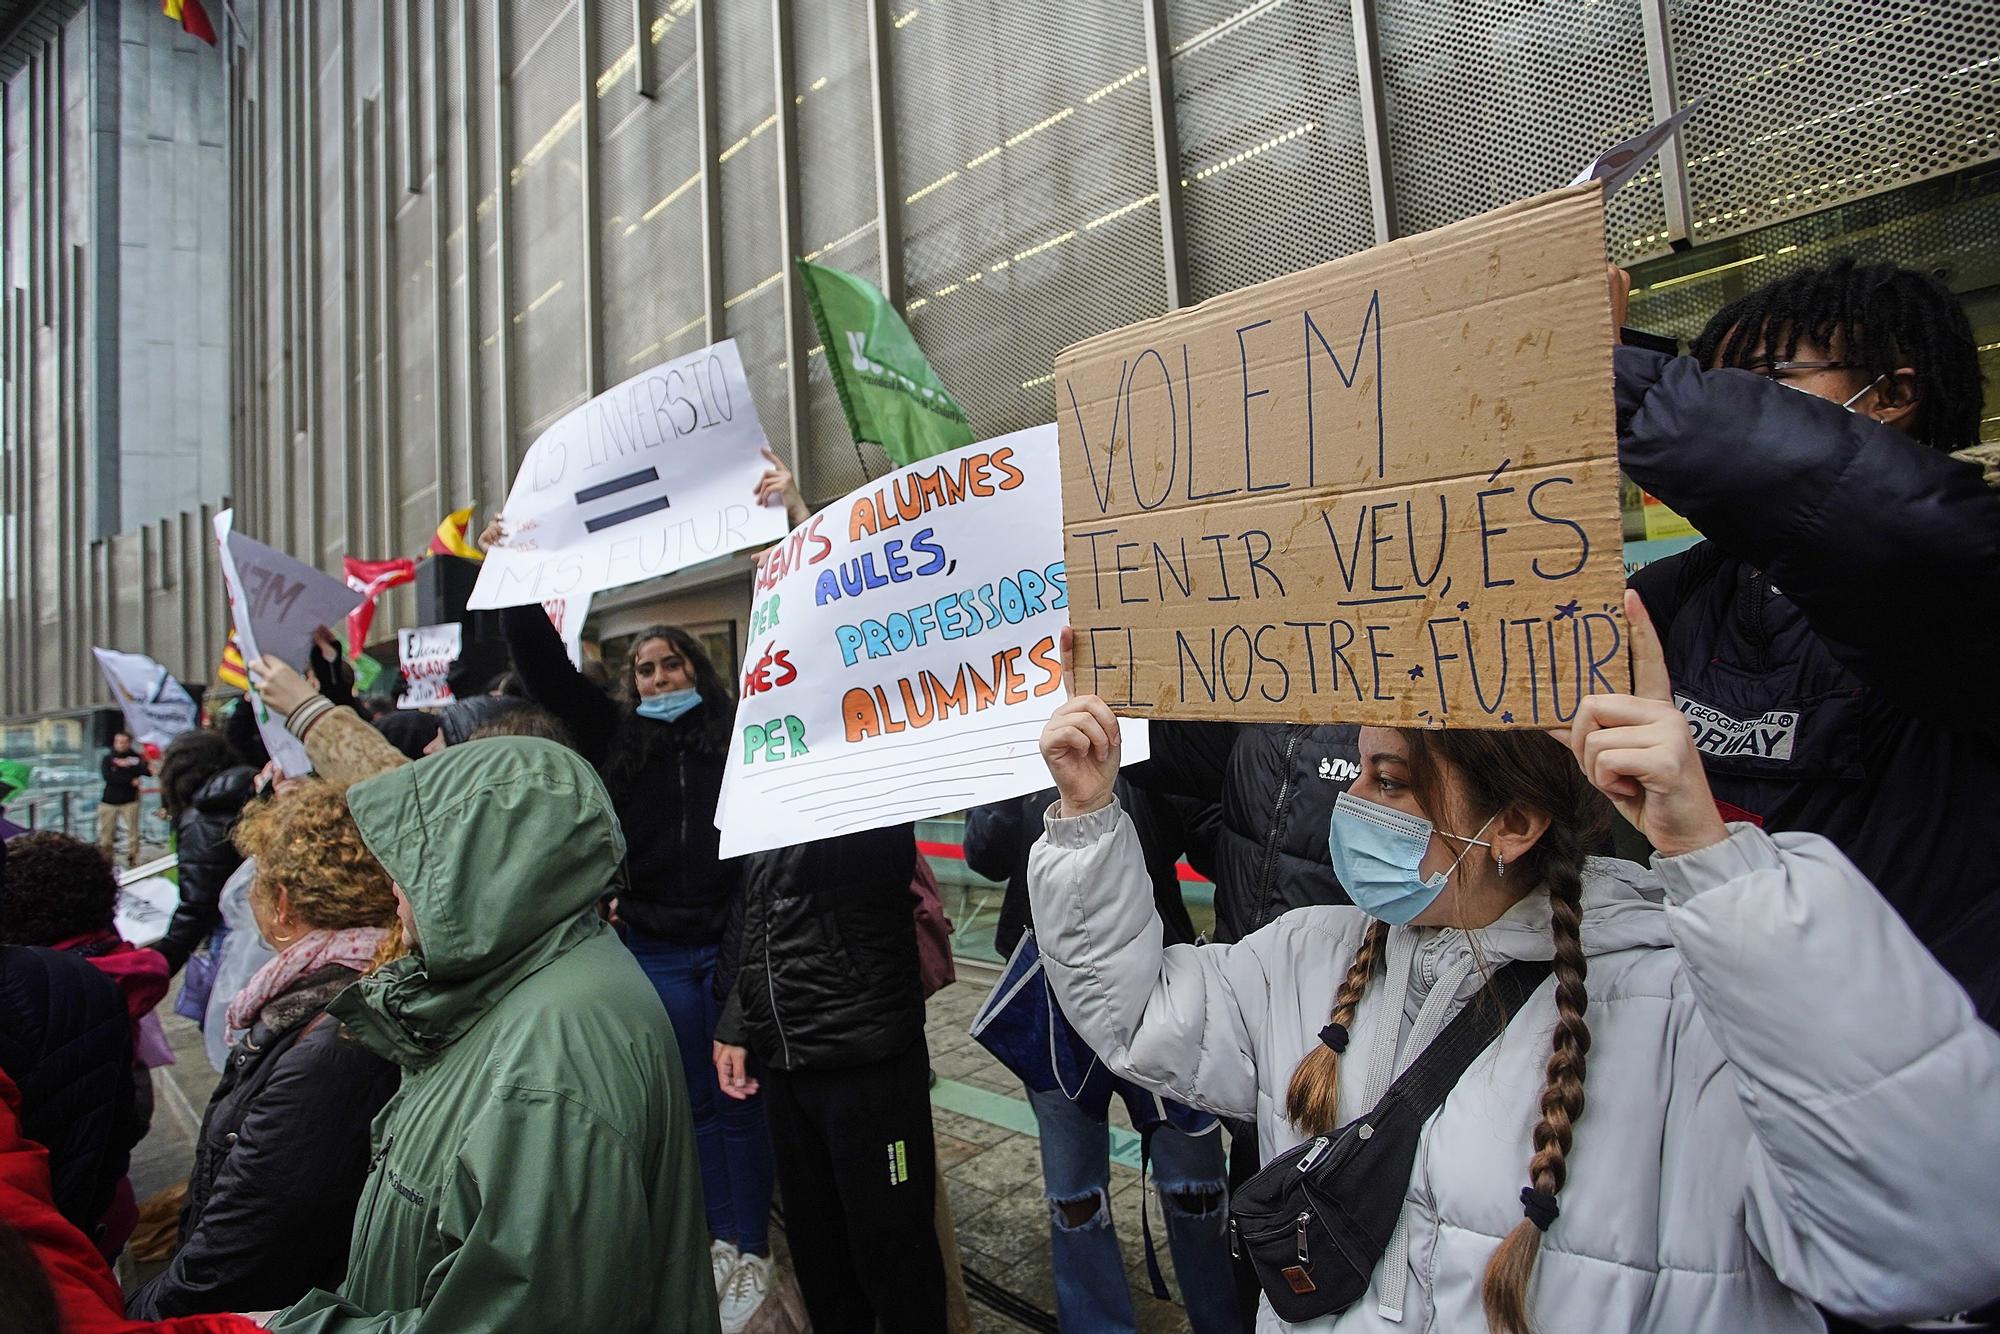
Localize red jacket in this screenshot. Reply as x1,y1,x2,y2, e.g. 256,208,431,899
53,932,171,1027
0,1070,262,1334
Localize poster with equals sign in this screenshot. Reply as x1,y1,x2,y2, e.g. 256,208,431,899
467,338,791,610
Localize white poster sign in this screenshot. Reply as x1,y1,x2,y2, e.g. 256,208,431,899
397,623,463,709
715,425,1147,858
468,338,789,610
213,509,361,776
113,874,181,946
91,648,199,753
1568,103,1700,197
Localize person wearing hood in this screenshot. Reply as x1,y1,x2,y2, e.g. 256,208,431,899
126,782,400,1320
265,737,716,1334
474,453,803,1330
1028,603,2000,1333
152,731,257,994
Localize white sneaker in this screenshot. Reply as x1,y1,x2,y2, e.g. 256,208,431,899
718,1252,773,1334
710,1239,741,1296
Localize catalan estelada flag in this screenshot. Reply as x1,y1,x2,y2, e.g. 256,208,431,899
429,506,485,562
216,630,249,691
163,0,218,45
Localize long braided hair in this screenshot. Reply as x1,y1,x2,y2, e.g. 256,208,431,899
1689,257,1982,451
1285,729,1610,1334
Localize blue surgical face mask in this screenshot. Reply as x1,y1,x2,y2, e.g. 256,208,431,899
1327,791,1496,926
635,687,702,723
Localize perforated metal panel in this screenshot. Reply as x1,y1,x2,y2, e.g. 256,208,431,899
1169,0,1375,300
594,0,706,379
795,0,879,498
506,0,588,447
1670,0,2000,244
1375,0,1669,262
892,3,1167,439
715,0,790,456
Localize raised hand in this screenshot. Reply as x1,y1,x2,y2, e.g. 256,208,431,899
1556,590,1728,858
1038,627,1121,818
476,513,508,552
753,446,809,526
246,655,318,717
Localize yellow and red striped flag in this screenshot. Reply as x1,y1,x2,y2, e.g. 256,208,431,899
163,0,218,45
216,629,249,691
429,506,485,562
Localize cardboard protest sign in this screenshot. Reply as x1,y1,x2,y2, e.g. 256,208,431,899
397,623,463,708
91,648,198,753
213,509,362,775
468,339,789,610
1055,184,1627,729
716,426,1147,858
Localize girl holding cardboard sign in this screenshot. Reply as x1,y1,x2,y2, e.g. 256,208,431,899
1028,594,2000,1332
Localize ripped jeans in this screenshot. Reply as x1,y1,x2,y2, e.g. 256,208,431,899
1026,1084,1241,1334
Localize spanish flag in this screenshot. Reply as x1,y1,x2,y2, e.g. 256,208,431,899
163,0,218,45
429,506,485,562
217,630,249,691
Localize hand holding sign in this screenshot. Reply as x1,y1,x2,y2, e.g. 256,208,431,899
1557,590,1728,858
247,655,318,716
1039,627,1121,818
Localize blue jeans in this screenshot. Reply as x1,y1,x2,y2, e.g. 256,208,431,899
625,929,774,1256
1027,1084,1241,1334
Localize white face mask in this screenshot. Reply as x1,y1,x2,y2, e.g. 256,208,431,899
1774,374,1882,415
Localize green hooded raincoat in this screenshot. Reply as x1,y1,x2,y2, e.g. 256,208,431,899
270,738,718,1334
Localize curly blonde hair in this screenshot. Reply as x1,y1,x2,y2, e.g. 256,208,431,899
233,781,402,965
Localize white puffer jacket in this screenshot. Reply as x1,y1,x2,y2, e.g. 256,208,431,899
1029,801,2000,1332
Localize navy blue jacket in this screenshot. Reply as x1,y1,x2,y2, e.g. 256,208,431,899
1619,346,2000,1023
0,945,137,1242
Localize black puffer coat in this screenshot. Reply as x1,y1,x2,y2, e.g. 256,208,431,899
0,944,137,1240
716,824,921,1072
502,605,741,944
1134,722,1361,943
1618,346,2000,1024
125,969,398,1318
159,765,259,974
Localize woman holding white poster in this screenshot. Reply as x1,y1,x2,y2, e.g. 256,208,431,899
477,452,805,1333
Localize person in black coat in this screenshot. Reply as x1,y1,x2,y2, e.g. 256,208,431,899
1614,259,2000,1029
0,934,138,1252
125,781,400,1319
152,730,257,978
712,824,946,1334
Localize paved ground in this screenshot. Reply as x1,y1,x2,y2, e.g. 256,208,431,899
120,973,1200,1333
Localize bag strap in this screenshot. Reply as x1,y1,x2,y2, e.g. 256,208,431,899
1371,958,1553,1123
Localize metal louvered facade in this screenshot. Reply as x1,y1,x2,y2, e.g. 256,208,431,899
5,0,1999,719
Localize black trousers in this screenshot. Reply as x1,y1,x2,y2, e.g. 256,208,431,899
763,1038,946,1334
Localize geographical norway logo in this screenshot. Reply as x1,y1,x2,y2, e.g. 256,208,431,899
886,1139,910,1186
1675,694,1799,761
1318,756,1360,783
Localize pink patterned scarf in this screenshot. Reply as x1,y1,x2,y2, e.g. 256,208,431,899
226,926,389,1035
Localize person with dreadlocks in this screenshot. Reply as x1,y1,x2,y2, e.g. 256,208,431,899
1028,606,2000,1333
1611,260,2000,1030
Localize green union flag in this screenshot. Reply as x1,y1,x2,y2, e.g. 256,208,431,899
798,258,975,467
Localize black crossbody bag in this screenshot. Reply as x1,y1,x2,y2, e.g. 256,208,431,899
1228,959,1552,1324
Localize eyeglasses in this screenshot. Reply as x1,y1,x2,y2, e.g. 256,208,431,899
1744,359,1855,379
